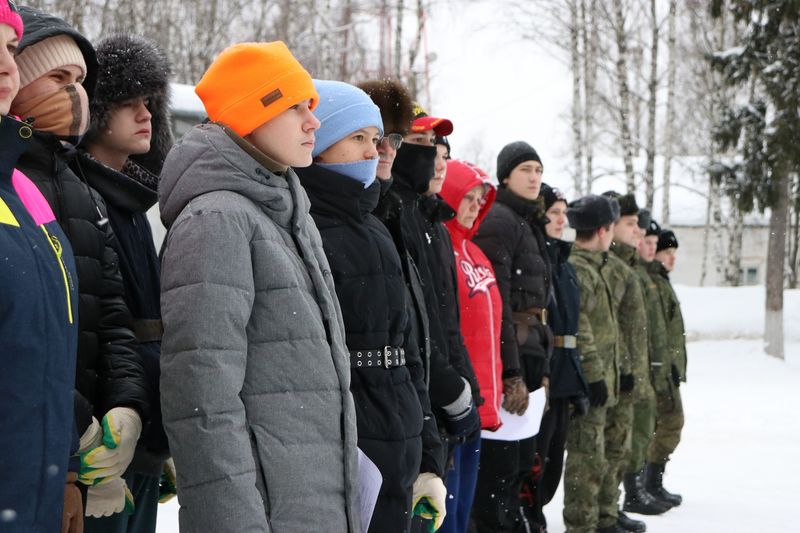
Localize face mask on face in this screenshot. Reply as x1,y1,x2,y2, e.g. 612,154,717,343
13,83,89,144
317,158,380,189
391,142,437,195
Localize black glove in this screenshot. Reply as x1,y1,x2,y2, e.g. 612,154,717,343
442,403,481,439
620,373,635,393
571,395,590,418
671,365,681,387
588,380,608,407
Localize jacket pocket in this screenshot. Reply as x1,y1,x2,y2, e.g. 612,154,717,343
248,427,272,530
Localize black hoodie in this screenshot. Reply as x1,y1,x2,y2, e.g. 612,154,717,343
375,143,480,424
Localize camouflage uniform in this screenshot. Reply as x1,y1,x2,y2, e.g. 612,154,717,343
646,260,686,464
563,248,619,533
627,257,666,474
595,242,649,528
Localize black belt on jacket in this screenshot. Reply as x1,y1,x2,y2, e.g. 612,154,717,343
512,307,548,327
349,347,406,368
132,319,163,343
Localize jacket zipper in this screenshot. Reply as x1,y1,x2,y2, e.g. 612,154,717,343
41,225,73,324
461,239,499,424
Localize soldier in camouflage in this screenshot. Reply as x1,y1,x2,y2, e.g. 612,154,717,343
622,213,672,520
562,194,620,533
644,228,685,508
597,193,664,533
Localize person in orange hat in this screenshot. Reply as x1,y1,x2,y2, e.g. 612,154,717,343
158,42,361,533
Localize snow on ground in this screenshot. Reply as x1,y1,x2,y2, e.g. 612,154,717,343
543,339,800,533
675,285,800,342
156,287,799,532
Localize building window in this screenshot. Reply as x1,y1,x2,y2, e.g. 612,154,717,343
739,267,759,286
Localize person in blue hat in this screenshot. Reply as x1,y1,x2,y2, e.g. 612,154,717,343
295,79,447,532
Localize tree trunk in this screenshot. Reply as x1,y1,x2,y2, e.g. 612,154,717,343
582,0,598,192
612,0,636,192
570,0,584,195
395,0,404,79
765,170,788,359
724,202,744,286
661,0,677,224
700,180,714,287
787,174,800,289
644,0,659,209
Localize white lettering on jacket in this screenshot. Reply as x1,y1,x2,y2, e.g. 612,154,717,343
460,259,496,298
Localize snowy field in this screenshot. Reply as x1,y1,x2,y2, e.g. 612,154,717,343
156,287,799,532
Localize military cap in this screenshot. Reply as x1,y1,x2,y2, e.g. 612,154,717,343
646,218,661,237
602,190,639,216
567,194,620,231
657,229,679,251
638,208,652,229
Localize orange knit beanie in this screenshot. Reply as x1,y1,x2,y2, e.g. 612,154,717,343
195,41,318,136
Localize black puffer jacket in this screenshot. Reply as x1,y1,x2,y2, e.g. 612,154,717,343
474,188,552,388
375,143,479,412
72,152,168,472
18,132,148,423
297,165,444,528
544,237,589,401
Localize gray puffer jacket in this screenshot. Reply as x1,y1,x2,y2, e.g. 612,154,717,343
159,123,360,533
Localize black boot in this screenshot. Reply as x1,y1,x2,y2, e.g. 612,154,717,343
617,510,646,532
622,470,669,515
645,462,682,507
597,524,627,533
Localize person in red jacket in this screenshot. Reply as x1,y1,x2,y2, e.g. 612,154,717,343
438,159,501,533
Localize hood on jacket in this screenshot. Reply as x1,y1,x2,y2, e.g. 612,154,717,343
159,123,299,230
17,6,98,98
86,34,173,176
440,159,496,239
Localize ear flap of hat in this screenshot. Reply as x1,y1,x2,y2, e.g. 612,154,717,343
357,79,414,136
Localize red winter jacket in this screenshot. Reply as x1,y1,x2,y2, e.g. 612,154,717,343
440,160,503,430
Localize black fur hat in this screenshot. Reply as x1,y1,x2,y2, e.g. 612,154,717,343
567,194,620,231
357,78,414,136
602,190,639,217
86,34,173,175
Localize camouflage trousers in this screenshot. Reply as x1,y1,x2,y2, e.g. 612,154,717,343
597,393,634,528
647,380,684,463
627,385,656,473
563,395,632,533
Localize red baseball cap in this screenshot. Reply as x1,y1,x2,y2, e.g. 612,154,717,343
411,102,454,136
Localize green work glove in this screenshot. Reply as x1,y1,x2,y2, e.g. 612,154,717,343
412,473,447,531
79,407,142,485
85,475,134,517
159,458,177,504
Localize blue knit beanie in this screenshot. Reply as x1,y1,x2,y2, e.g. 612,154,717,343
312,79,384,158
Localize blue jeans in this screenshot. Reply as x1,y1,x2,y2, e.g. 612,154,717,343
440,435,482,533
83,472,160,533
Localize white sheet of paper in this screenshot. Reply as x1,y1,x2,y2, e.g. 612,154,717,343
357,447,383,533
480,387,547,441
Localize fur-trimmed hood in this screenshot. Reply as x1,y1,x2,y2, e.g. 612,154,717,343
357,78,414,135
85,34,173,175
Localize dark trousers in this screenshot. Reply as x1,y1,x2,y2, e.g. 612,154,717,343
83,472,159,533
441,435,481,533
470,436,538,533
520,398,571,529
